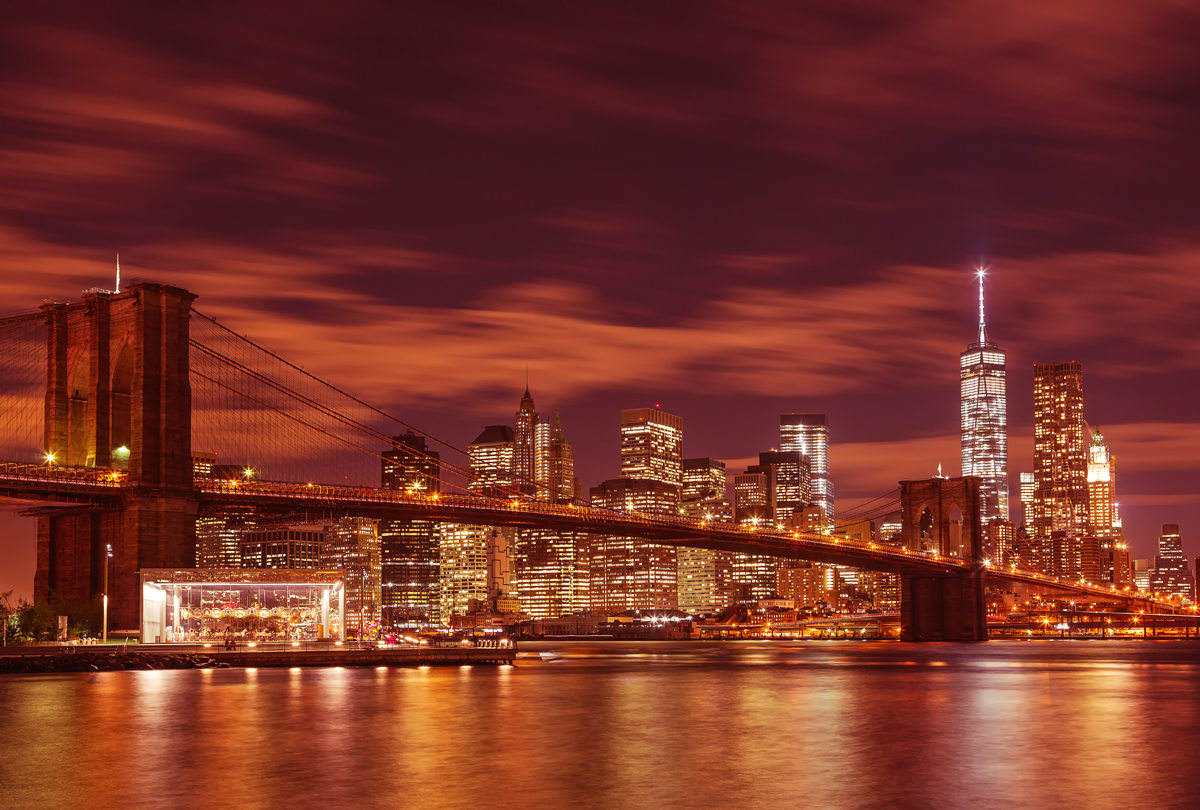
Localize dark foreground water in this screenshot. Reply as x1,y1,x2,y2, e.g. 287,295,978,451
2,641,1200,810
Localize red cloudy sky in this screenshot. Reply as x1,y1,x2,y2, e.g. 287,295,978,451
2,1,1199,598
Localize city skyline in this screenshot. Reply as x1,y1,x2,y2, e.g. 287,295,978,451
2,4,1199,600
4,8,1200,810
0,276,1196,601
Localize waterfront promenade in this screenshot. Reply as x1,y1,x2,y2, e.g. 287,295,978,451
0,638,515,673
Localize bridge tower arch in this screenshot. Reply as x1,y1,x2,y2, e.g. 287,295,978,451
36,282,199,632
898,476,987,641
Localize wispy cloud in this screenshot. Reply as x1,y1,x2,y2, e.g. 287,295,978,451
0,24,367,214
5,228,1200,412
405,2,1200,163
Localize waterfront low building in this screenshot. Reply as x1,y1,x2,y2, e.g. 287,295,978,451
139,569,345,644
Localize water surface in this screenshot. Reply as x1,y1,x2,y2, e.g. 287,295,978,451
2,640,1198,809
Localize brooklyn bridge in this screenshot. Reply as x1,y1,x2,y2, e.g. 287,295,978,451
0,282,1175,641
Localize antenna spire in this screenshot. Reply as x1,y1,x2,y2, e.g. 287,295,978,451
975,266,988,345
115,253,121,293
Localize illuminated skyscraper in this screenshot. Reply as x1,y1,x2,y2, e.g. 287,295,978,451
878,512,903,545
747,451,811,526
682,457,727,502
379,519,441,627
438,523,491,623
486,528,515,609
1019,472,1035,526
196,510,256,568
677,498,735,615
776,564,836,611
320,517,382,636
589,478,679,613
534,420,552,499
1133,558,1152,592
1149,525,1195,601
780,414,832,524
730,452,812,604
513,387,539,495
733,471,771,526
382,431,440,493
469,425,515,495
960,269,1009,523
676,459,733,615
1101,537,1132,590
546,407,576,502
1032,362,1087,536
380,432,441,628
1086,429,1121,540
620,407,683,487
515,408,588,618
589,407,684,613
240,524,323,569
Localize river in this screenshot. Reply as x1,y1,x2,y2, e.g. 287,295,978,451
2,640,1198,809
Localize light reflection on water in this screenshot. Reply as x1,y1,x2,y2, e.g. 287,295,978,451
1,641,1198,810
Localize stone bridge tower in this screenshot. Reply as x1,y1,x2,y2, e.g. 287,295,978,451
35,282,198,632
898,476,987,641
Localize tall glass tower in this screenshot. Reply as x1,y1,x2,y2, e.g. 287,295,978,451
960,269,1009,524
780,414,832,525
1032,361,1087,537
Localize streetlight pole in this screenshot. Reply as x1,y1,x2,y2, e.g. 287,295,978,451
103,543,112,643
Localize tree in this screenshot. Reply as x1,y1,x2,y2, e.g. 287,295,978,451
0,590,13,644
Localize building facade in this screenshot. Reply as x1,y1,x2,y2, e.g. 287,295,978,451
777,564,837,612
438,523,492,623
589,477,680,613
196,509,257,568
240,525,325,569
1133,558,1152,592
730,452,813,605
682,457,727,502
676,462,734,615
514,528,587,619
1019,472,1035,527
745,450,811,527
319,517,382,636
380,432,441,628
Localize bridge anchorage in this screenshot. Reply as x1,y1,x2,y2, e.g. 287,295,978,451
0,282,1180,637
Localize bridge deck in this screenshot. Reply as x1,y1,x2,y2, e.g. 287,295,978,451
0,463,1178,609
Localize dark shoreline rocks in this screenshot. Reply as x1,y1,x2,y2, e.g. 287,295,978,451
0,651,232,674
